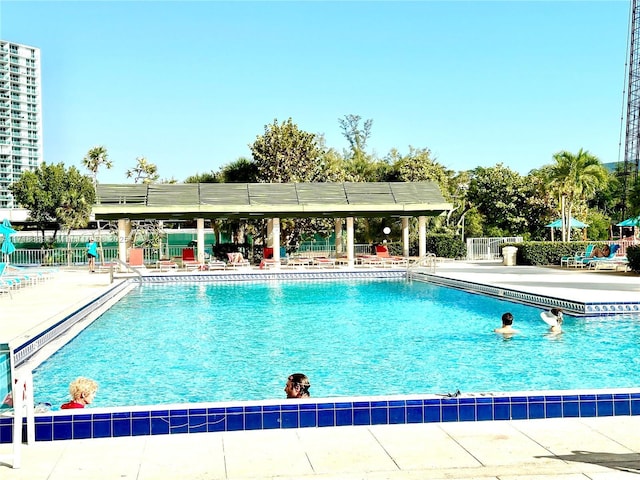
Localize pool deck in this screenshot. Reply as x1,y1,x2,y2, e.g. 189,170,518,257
2,262,640,479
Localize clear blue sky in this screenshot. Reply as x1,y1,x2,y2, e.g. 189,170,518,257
0,1,631,183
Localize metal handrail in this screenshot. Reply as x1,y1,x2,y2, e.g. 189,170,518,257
406,253,437,276
110,258,143,285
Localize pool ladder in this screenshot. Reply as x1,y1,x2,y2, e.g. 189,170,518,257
406,253,437,278
110,258,144,285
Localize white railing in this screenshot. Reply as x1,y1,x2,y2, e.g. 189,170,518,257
8,247,167,267
466,237,523,260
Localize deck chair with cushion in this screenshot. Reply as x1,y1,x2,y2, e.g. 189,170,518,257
181,248,202,270
0,262,36,288
586,244,627,270
156,259,178,271
375,245,408,266
227,252,250,268
583,244,620,267
206,259,227,270
561,244,595,268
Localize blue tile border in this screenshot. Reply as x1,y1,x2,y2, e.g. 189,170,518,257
3,390,640,443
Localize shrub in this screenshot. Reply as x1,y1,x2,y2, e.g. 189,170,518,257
627,245,640,273
425,234,466,259
500,241,593,266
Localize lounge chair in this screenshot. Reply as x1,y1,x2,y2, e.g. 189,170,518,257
284,256,312,268
0,262,36,288
206,259,227,270
585,244,628,270
312,256,336,268
584,244,621,268
358,255,384,267
0,278,11,298
227,252,250,268
128,248,145,269
375,245,408,267
181,248,202,270
156,259,178,271
561,244,595,268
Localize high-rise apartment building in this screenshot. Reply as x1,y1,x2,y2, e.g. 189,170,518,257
0,40,42,209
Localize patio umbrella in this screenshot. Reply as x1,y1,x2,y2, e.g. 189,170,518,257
616,216,640,227
0,218,17,261
545,217,589,241
545,217,589,229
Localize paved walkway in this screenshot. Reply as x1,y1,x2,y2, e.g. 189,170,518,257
2,263,640,479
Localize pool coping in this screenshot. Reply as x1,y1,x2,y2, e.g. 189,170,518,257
413,271,640,317
3,388,640,443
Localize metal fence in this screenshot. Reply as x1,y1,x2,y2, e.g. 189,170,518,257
7,243,379,267
465,237,524,260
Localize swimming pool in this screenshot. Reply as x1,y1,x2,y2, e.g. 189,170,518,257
32,278,640,410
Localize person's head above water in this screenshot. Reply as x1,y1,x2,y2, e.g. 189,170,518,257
550,308,563,324
501,312,513,326
284,373,310,398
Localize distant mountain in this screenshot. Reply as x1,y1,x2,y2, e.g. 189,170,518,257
603,162,622,173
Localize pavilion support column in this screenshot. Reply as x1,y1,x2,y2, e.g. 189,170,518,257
117,218,131,272
418,216,426,257
335,219,343,257
402,217,410,258
346,217,355,268
272,217,281,268
266,219,274,247
196,218,205,263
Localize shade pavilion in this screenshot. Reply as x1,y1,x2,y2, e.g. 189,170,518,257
92,182,452,268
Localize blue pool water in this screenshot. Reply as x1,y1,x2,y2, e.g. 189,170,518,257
33,279,640,409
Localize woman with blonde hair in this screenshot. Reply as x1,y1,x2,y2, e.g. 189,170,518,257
60,377,98,409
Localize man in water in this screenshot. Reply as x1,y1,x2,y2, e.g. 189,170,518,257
494,312,517,334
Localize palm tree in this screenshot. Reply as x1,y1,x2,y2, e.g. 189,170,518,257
56,190,91,266
82,146,113,187
547,149,608,241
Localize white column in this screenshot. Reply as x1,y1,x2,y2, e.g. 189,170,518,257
402,217,410,257
117,218,130,271
346,217,355,267
266,219,274,247
196,218,205,263
418,216,426,257
272,217,281,268
335,219,343,256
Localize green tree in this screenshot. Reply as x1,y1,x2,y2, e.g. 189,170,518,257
126,156,159,184
627,176,640,217
466,164,530,236
57,188,92,265
221,157,259,183
184,171,221,183
338,114,372,162
9,162,95,243
385,146,452,185
82,146,112,187
545,149,609,241
250,118,324,182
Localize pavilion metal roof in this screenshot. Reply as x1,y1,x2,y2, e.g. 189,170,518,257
93,182,452,220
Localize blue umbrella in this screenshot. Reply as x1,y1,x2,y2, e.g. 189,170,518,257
0,219,16,259
545,217,589,228
616,216,640,227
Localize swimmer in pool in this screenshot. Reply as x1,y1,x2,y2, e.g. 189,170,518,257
541,308,564,334
284,373,311,399
494,312,518,335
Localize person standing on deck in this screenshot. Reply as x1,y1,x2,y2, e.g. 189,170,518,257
86,238,98,272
